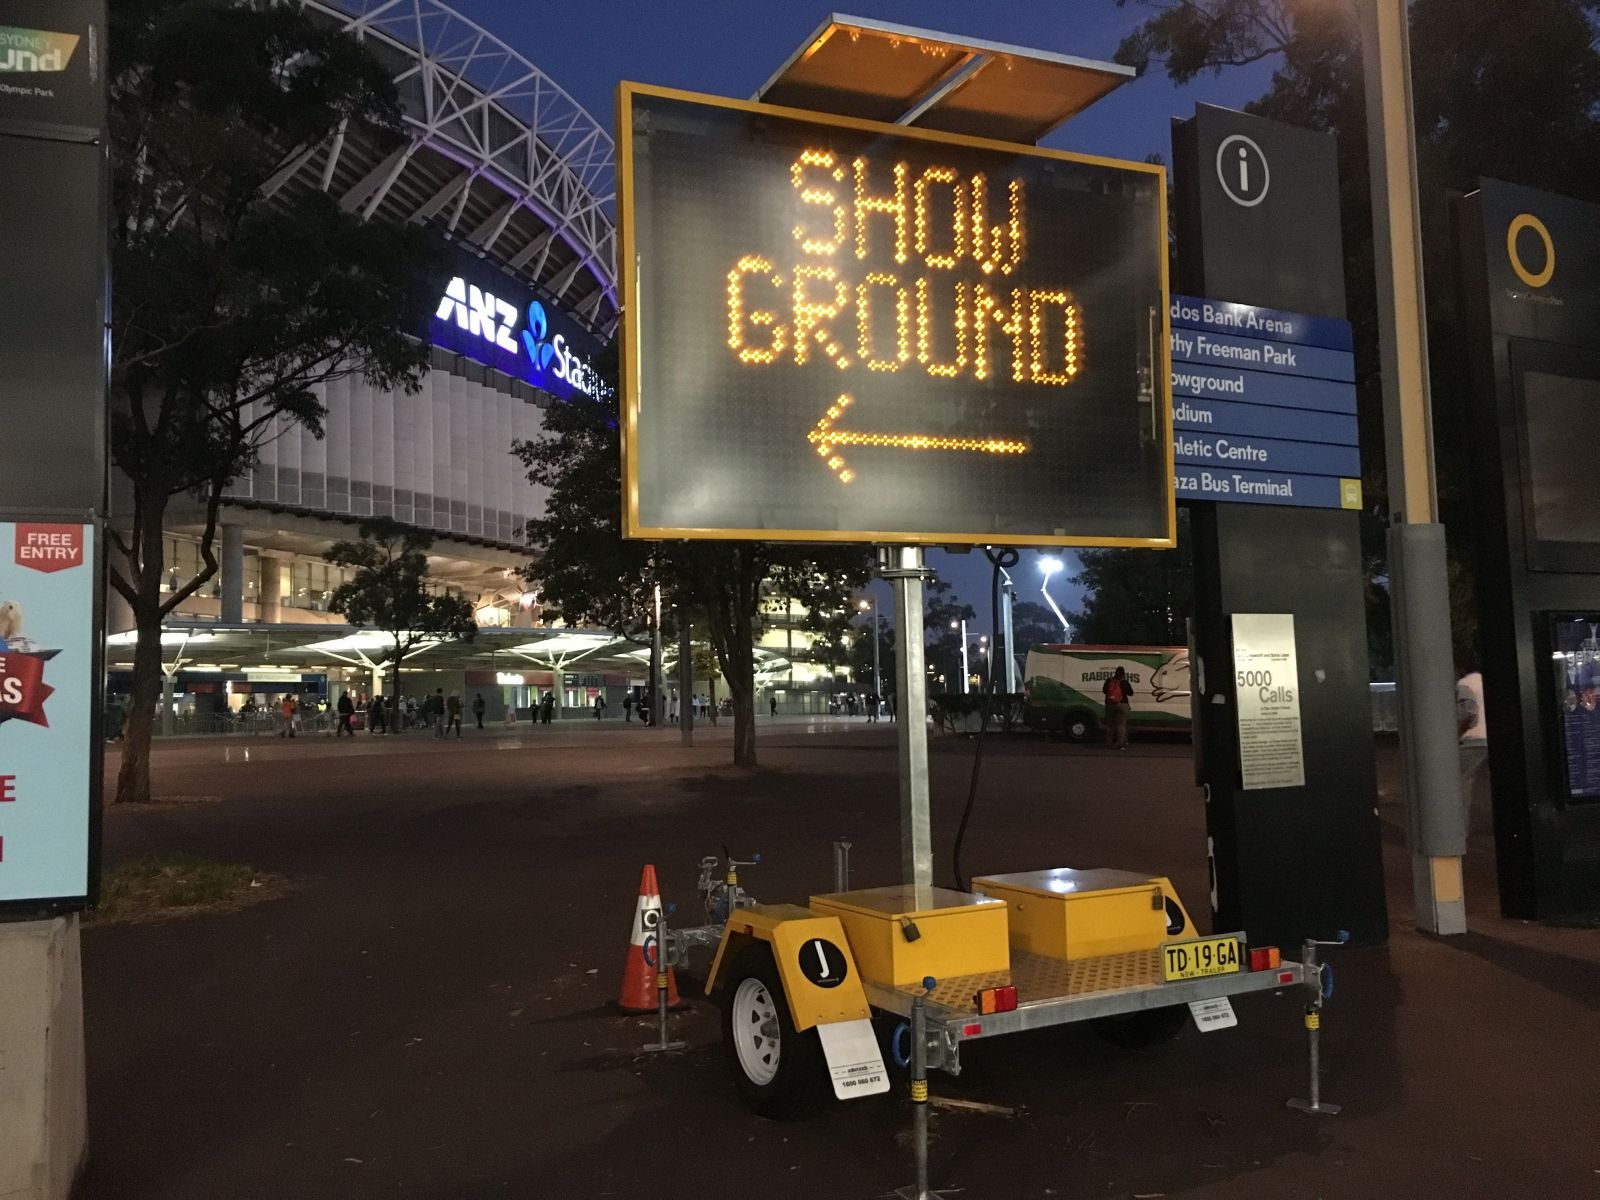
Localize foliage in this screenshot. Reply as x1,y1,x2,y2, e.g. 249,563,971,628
325,517,478,700
928,693,1026,734
923,577,977,692
1069,510,1193,646
514,361,871,766
107,0,445,802
1114,0,1600,669
512,342,656,642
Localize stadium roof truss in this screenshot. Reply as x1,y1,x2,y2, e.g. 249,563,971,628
274,0,618,337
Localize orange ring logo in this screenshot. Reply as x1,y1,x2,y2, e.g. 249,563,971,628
1507,213,1555,288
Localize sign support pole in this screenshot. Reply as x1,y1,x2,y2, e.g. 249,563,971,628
882,547,933,904
1359,0,1467,935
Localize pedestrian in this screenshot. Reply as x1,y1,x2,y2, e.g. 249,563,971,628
540,691,554,725
1102,666,1133,750
770,694,778,718
337,690,356,737
279,693,297,738
623,690,635,722
472,692,486,730
866,692,879,722
405,695,417,729
1458,666,1489,836
431,687,447,737
370,693,388,735
446,692,463,738
594,692,607,720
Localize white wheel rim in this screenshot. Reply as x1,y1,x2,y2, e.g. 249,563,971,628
731,976,781,1086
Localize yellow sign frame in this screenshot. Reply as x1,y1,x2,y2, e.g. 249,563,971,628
616,80,1176,549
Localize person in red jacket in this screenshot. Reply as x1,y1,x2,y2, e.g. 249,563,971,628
1102,667,1133,750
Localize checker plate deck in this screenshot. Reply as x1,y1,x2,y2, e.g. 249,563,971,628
902,948,1165,1013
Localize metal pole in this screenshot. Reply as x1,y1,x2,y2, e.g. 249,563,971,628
832,839,852,893
872,594,882,703
642,905,685,1054
959,618,969,695
650,581,664,729
1286,938,1341,1114
1001,578,1017,694
678,612,693,746
896,978,952,1200
1359,0,1466,935
883,547,933,902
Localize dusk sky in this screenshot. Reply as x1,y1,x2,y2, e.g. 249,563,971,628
444,0,1279,629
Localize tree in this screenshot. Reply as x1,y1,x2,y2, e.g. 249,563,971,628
108,0,444,801
1070,513,1194,646
1115,0,1600,669
923,578,976,693
513,357,871,767
325,518,478,701
850,603,894,700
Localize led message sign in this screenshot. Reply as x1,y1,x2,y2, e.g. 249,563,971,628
618,84,1173,547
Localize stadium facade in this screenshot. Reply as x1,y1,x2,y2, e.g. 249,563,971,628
106,0,840,725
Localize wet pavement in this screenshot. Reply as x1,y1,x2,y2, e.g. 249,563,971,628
77,718,1600,1198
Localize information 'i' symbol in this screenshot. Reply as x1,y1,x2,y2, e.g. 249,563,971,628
1216,134,1269,208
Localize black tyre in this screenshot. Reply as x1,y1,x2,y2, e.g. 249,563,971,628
1092,1005,1188,1049
1063,709,1099,743
719,943,831,1119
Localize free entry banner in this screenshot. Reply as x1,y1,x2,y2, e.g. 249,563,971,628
0,521,95,906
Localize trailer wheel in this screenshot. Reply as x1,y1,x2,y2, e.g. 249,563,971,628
1063,709,1099,743
1092,1005,1188,1049
720,943,830,1119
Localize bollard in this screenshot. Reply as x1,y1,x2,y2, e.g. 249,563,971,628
641,904,685,1054
1288,931,1348,1115
832,839,852,893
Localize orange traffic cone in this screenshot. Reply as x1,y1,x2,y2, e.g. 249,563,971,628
618,863,681,1012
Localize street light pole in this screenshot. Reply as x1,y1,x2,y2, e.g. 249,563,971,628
1359,0,1467,936
860,595,881,701
1000,571,1018,693
1039,557,1072,641
955,618,970,695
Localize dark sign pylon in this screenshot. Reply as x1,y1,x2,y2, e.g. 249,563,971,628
0,0,108,1194
1172,103,1389,949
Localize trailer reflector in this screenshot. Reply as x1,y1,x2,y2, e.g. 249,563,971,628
1249,946,1281,971
975,985,1018,1014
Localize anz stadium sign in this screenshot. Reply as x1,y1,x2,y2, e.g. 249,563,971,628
428,263,611,403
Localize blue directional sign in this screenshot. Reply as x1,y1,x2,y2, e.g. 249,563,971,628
1169,294,1362,510
1170,296,1354,351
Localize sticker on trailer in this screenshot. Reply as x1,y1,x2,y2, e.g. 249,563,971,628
797,937,849,988
815,1018,890,1099
1188,996,1238,1032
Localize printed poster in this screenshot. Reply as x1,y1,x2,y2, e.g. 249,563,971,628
1231,612,1305,790
0,521,95,903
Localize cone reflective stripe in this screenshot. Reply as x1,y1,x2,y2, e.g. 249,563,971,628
619,863,680,1012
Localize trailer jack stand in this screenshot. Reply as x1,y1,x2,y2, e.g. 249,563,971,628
641,909,685,1054
895,980,957,1200
1287,933,1347,1115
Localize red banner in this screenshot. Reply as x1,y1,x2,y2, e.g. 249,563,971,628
14,524,85,573
0,653,52,726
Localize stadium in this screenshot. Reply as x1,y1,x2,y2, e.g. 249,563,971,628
104,0,827,726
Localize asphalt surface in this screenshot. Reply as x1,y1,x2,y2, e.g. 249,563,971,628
77,718,1600,1199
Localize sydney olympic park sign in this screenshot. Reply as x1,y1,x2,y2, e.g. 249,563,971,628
427,254,611,404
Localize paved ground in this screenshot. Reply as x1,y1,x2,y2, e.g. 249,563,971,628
77,718,1600,1199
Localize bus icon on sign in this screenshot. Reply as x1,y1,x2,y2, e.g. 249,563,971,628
1216,134,1270,208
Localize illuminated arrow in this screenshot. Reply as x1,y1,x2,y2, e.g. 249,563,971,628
807,393,1030,485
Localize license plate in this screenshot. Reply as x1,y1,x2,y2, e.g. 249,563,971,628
1162,935,1242,982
